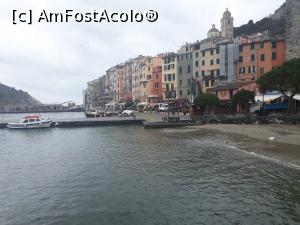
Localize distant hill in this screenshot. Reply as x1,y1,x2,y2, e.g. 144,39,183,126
234,3,286,37
0,83,39,106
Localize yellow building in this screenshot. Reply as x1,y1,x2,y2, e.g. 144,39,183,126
138,57,152,103
200,25,223,92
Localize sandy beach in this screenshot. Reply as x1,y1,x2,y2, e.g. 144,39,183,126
198,124,300,146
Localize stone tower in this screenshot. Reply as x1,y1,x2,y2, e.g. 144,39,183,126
221,8,234,40
286,0,300,59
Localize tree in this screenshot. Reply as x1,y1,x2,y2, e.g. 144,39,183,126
257,58,300,112
232,89,255,113
232,89,255,104
193,93,219,115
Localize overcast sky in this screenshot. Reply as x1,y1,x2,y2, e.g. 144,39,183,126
0,0,285,104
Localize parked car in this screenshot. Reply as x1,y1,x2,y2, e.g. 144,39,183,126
120,110,134,116
158,103,169,112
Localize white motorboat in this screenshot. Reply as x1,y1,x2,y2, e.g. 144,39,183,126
7,115,52,129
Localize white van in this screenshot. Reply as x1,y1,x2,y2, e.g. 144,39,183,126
158,103,169,112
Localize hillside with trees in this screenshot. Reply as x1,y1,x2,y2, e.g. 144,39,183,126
0,82,39,106
234,3,286,37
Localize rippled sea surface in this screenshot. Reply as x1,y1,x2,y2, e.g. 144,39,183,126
0,125,299,225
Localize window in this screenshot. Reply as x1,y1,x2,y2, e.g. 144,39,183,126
164,75,167,81
202,70,205,76
239,45,243,52
187,79,191,85
239,56,243,63
187,90,191,95
272,41,277,49
251,43,255,50
260,54,265,61
147,75,152,80
187,65,191,73
251,54,255,61
248,66,251,73
252,66,256,73
172,74,175,81
179,80,182,87
239,67,243,74
168,74,171,81
180,90,183,96
195,52,199,58
216,69,220,75
205,80,209,87
171,84,174,90
272,52,277,60
260,67,264,75
202,51,205,57
210,49,214,55
148,66,150,71
216,58,220,64
195,61,199,67
156,74,158,79
202,60,205,66
216,48,219,54
166,84,169,91
195,71,199,77
179,66,182,75
260,42,264,48
210,60,214,65
210,70,214,76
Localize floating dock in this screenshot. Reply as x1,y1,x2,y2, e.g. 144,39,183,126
53,117,144,128
0,117,144,129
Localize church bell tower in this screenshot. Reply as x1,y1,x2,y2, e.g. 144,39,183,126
221,8,234,40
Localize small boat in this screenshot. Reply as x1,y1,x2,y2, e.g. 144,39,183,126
7,115,52,129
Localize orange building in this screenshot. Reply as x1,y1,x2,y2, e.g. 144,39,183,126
147,54,163,104
236,33,286,92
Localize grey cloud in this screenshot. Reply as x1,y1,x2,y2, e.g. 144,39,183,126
0,0,285,103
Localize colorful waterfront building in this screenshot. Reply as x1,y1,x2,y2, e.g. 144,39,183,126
200,33,223,92
139,57,152,103
147,54,164,104
176,43,194,102
236,32,286,92
115,64,126,102
191,40,202,96
162,52,177,100
106,66,117,101
132,59,140,102
124,60,133,100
